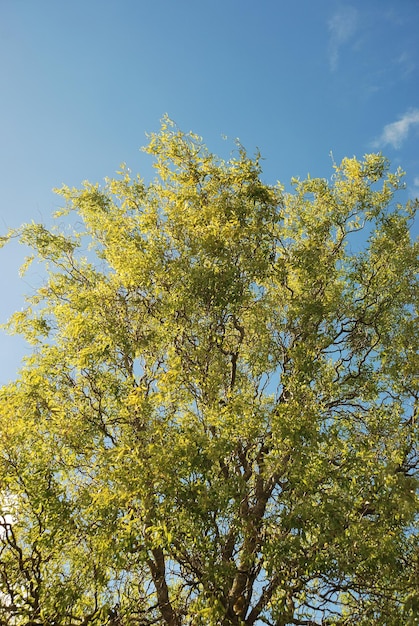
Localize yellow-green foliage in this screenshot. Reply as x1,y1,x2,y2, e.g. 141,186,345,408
0,118,418,625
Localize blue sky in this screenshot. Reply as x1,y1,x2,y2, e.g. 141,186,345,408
0,0,418,383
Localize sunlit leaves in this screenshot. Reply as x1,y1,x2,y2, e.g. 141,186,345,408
0,120,418,625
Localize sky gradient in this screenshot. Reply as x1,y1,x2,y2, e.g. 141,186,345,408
1,0,418,383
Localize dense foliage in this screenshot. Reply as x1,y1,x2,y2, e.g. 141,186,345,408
1,119,418,625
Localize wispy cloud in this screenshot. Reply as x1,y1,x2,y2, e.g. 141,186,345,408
396,52,416,79
374,109,419,149
328,6,358,72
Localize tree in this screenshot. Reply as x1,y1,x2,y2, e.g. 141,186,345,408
0,117,418,625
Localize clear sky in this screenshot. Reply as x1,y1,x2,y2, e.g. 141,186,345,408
0,0,418,383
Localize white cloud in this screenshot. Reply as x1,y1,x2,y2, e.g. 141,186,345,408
409,176,419,200
375,109,419,149
0,492,17,539
328,6,358,72
396,52,416,79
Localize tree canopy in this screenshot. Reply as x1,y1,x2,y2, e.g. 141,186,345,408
0,118,418,625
